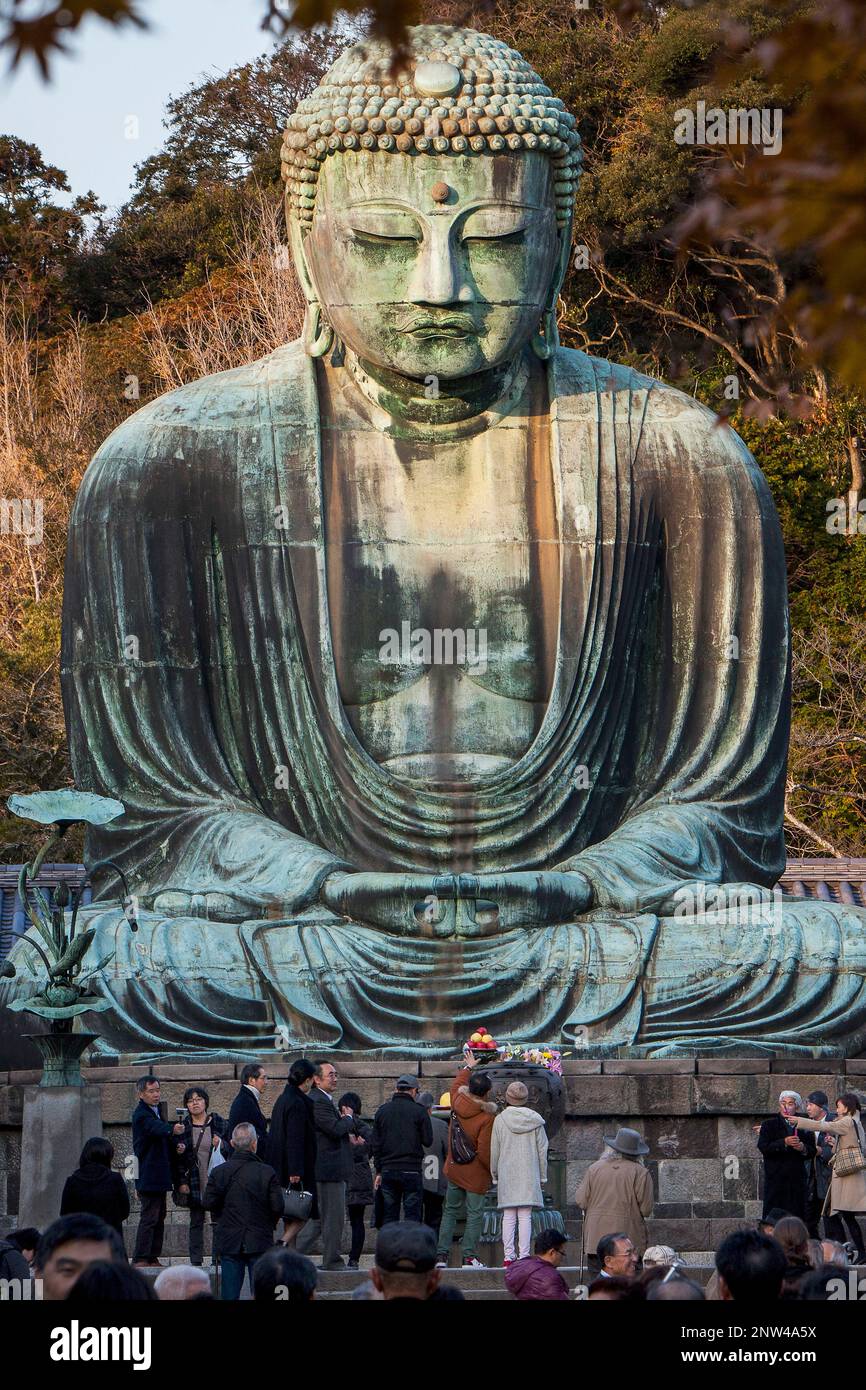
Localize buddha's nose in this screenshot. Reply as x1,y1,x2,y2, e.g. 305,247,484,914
407,226,473,306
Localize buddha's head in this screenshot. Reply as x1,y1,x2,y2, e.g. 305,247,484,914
281,25,581,384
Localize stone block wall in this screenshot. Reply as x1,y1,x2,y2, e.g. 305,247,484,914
2,1056,863,1253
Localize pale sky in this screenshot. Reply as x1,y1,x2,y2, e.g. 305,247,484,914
0,0,282,210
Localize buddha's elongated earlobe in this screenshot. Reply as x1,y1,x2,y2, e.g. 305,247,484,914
531,304,560,361
303,301,334,358
532,231,570,360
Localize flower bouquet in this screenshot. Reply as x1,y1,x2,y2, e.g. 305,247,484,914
499,1041,564,1075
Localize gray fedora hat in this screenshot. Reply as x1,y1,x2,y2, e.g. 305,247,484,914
604,1126,649,1156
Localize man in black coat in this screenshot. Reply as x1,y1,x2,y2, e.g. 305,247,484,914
372,1076,433,1226
227,1063,269,1158
296,1058,358,1270
131,1076,185,1267
757,1090,816,1222
204,1121,284,1300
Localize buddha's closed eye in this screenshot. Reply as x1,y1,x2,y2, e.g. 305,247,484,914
351,228,421,245
345,210,421,244
463,228,527,246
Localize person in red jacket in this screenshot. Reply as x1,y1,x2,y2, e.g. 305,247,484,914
505,1227,570,1300
436,1055,498,1269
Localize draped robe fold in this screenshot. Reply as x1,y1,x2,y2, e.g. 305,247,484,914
5,342,866,1058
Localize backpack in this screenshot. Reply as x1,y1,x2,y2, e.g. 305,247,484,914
450,1113,477,1165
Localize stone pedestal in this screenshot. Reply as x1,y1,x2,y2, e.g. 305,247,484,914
17,1084,103,1229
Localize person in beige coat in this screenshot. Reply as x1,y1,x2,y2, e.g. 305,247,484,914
490,1080,549,1264
576,1127,654,1272
793,1092,866,1261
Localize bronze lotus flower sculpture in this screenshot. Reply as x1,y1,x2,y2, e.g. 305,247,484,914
4,790,134,1021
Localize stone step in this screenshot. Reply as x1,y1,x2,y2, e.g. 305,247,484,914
91,1214,766,1272
108,1215,742,1259
130,1258,722,1299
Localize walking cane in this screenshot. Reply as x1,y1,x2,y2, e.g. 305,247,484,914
578,1206,586,1289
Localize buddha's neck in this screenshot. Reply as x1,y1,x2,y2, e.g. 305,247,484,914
343,348,529,439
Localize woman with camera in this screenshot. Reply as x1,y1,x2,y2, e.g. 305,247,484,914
174,1086,230,1266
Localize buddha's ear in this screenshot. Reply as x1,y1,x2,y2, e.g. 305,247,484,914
288,212,336,358
287,215,318,305
532,230,573,361
549,228,573,306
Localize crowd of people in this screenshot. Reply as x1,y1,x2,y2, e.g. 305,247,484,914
3,1064,866,1303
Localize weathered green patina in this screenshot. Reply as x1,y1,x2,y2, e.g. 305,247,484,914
3,25,866,1059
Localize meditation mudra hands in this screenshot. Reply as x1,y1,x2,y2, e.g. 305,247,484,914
144,866,594,931
319,869,593,935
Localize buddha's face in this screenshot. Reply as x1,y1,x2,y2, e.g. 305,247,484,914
298,150,560,381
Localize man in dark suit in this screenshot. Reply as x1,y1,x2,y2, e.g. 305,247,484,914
757,1090,816,1222
296,1058,358,1269
228,1063,269,1158
131,1075,185,1267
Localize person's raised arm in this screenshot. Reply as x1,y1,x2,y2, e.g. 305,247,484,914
794,1115,851,1138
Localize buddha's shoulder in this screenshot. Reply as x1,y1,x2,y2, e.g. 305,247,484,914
91,340,311,457
555,346,729,426
554,346,758,471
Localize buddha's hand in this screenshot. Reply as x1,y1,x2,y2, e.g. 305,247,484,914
467,871,593,930
319,871,455,932
149,889,252,922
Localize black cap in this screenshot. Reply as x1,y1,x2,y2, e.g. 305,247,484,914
375,1221,437,1273
395,1074,417,1091
807,1091,829,1108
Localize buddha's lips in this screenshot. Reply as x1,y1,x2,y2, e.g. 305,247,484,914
399,314,480,338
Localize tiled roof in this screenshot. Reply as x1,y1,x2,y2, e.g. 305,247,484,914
0,863,91,962
779,858,866,909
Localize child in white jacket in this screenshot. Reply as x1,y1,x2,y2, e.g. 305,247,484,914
490,1081,548,1264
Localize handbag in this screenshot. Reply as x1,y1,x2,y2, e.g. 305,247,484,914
831,1117,866,1177
283,1185,314,1222
449,1113,477,1165
832,1144,866,1177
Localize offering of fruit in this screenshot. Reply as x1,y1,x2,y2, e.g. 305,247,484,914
465,1026,498,1057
